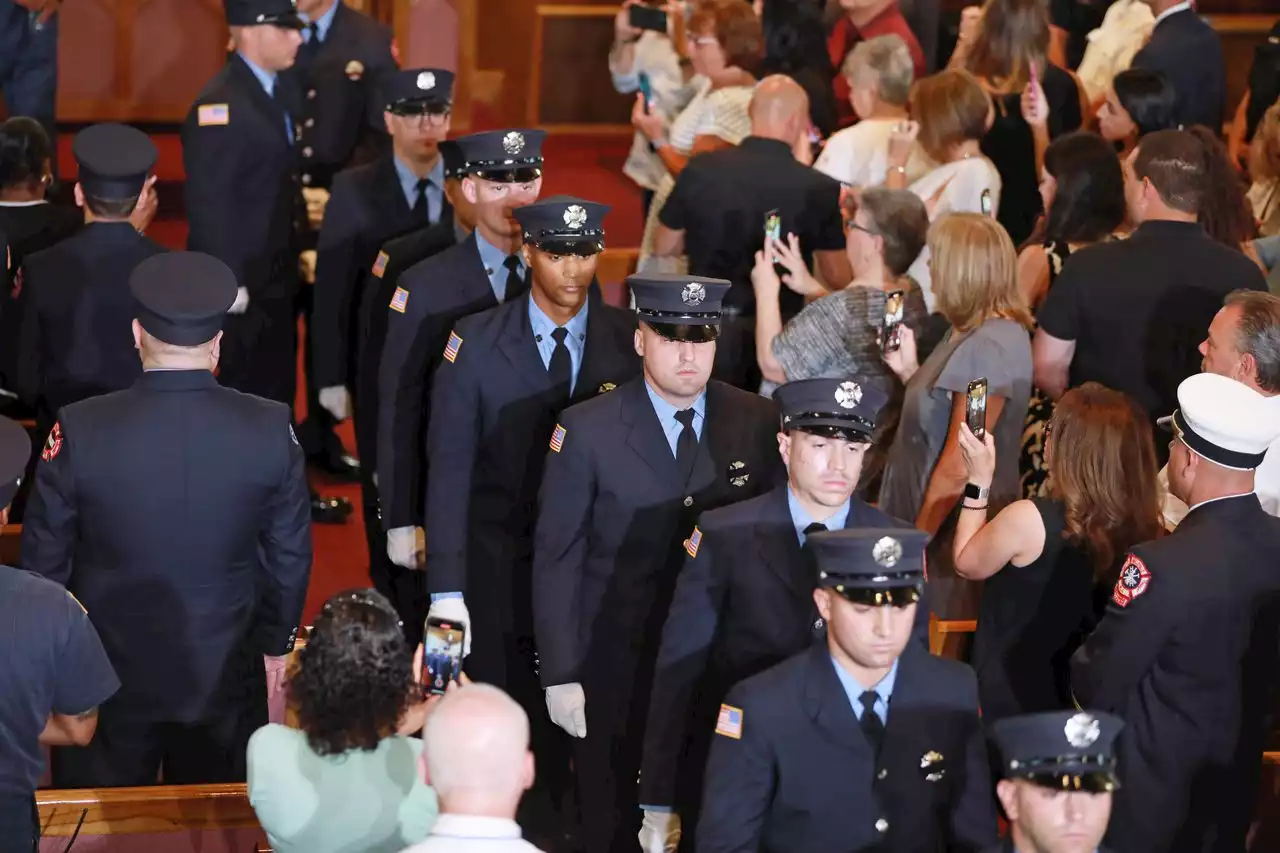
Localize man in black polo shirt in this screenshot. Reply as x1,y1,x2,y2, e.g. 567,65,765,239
1034,128,1266,463
652,74,848,390
0,416,118,850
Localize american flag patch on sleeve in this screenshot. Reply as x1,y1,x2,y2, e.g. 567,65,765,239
197,103,230,126
549,424,567,452
684,526,702,558
372,251,390,278
443,331,463,363
390,287,409,313
715,704,743,739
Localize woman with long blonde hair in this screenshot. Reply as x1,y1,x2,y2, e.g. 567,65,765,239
952,382,1163,720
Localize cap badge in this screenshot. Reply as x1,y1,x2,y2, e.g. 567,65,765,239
417,71,435,91
835,381,863,409
1065,712,1101,749
503,131,526,155
564,205,588,230
872,536,902,568
681,282,706,306
345,60,365,81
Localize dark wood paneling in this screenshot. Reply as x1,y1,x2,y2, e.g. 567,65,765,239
537,15,632,125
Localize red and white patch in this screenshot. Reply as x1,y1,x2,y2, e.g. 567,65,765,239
41,422,63,462
1111,554,1151,608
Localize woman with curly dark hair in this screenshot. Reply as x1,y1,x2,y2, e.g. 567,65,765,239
953,382,1162,721
247,589,442,853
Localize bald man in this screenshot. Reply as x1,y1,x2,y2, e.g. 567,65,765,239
652,74,850,391
404,684,545,852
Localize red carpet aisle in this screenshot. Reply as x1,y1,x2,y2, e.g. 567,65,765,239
57,130,640,623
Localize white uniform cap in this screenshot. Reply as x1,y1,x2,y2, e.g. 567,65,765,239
1163,373,1280,470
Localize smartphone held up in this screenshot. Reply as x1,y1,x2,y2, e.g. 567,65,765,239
966,378,989,440
629,2,668,34
881,290,905,354
424,617,466,696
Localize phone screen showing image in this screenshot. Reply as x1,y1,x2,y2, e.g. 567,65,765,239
424,618,465,696
980,189,992,218
966,378,989,440
882,290,905,354
765,210,782,263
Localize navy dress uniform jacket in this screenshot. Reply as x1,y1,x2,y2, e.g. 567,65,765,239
182,54,303,404
312,154,446,392
376,233,507,532
698,641,996,853
15,222,165,419
640,485,918,810
1071,494,1280,853
288,2,397,192
426,291,640,683
1130,8,1227,133
19,370,312,722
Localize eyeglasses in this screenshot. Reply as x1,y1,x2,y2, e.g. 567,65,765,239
846,220,877,236
396,110,451,128
686,33,718,46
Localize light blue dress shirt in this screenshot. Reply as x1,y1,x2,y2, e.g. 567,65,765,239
475,230,526,303
393,155,445,224
787,490,851,546
645,382,706,457
300,0,339,41
238,52,293,144
529,297,589,395
831,656,897,727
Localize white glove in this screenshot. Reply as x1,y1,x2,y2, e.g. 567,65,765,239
227,287,250,315
639,810,682,853
302,186,331,230
387,525,424,569
319,386,352,421
545,682,587,738
427,596,472,657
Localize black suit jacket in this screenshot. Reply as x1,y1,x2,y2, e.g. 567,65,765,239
698,641,996,853
1072,495,1280,853
20,370,312,722
532,376,785,691
1131,8,1226,132
312,155,449,390
16,222,166,416
289,1,397,189
640,484,917,807
376,233,501,531
183,54,302,303
425,293,641,676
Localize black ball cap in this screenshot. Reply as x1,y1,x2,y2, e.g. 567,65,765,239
514,195,609,256
131,252,239,346
0,416,30,510
992,710,1123,793
384,68,455,113
811,528,929,604
224,0,304,28
774,378,888,444
73,123,157,200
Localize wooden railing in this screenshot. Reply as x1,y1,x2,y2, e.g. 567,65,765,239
37,783,260,837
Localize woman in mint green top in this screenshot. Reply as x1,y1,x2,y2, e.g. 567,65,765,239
247,589,441,853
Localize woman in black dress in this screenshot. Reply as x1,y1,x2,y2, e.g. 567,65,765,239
953,0,1084,246
952,382,1162,722
1016,132,1127,497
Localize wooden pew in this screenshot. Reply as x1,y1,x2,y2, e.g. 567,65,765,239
0,524,20,566
929,616,977,658
38,783,262,835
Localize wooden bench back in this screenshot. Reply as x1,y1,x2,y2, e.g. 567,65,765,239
0,524,20,566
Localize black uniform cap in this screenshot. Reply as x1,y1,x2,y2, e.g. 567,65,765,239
810,528,928,607
455,129,545,183
0,416,31,510
224,0,304,28
991,710,1123,793
513,196,609,256
384,68,455,114
73,123,157,200
131,252,239,346
774,378,888,444
439,140,465,180
630,273,731,343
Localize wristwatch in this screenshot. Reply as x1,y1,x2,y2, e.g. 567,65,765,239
963,483,989,501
